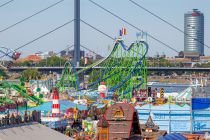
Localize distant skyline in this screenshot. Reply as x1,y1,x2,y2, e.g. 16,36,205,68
0,0,209,58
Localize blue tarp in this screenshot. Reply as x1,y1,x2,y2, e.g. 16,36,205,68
28,100,88,111
157,133,186,140
192,98,210,110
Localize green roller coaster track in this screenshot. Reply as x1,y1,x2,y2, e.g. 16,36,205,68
58,39,148,99
56,61,79,93
88,39,148,98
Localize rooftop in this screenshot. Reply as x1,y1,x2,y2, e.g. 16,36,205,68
0,122,70,140
16,55,42,63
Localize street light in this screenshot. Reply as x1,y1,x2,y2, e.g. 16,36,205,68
16,101,18,115
24,100,27,111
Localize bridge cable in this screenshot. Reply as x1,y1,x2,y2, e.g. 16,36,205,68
128,0,210,48
0,0,14,8
88,0,179,53
43,44,101,64
54,45,74,56
80,19,115,41
14,19,74,51
81,19,119,56
80,44,102,56
0,0,65,33
0,19,74,59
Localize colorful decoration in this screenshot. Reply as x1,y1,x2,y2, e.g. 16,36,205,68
131,97,136,103
36,87,41,92
82,120,95,134
73,107,77,119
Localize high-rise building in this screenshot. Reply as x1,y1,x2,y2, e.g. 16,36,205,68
60,50,67,57
184,9,204,56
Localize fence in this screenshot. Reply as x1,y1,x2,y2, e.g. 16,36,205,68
0,110,41,128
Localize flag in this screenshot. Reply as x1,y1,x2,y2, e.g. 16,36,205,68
119,30,122,36
122,27,126,35
119,27,126,36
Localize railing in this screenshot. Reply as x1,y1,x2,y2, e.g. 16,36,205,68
9,66,210,70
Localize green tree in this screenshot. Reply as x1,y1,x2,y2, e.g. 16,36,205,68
13,61,34,67
0,69,8,79
37,56,66,67
22,68,41,81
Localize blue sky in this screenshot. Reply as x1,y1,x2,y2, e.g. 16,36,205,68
0,0,209,58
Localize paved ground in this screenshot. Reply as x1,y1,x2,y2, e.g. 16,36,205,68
0,122,73,140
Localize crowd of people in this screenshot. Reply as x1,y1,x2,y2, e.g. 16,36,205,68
0,110,41,128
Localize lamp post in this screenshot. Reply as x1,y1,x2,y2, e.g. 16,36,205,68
24,100,27,112
16,101,18,115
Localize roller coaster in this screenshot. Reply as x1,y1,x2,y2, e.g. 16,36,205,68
0,46,21,69
56,61,79,93
57,38,148,99
0,38,148,102
0,82,42,105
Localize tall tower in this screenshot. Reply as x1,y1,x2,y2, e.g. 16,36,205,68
184,9,204,56
74,0,80,66
52,89,60,119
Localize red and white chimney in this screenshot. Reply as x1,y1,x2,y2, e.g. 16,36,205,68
52,89,60,118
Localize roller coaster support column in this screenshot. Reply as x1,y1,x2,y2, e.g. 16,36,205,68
74,0,80,67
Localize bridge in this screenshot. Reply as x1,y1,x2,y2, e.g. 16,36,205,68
7,66,210,73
